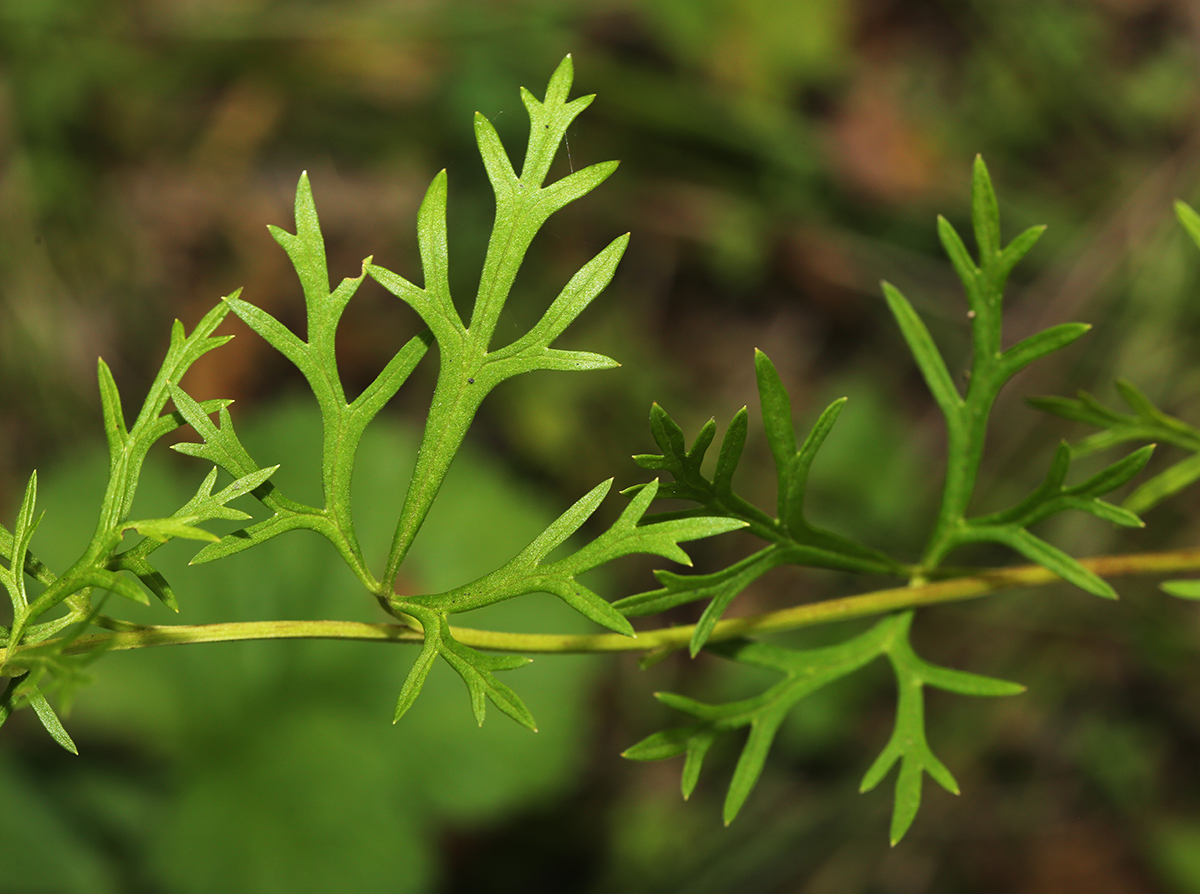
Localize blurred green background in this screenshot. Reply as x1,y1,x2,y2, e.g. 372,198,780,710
3,0,1200,891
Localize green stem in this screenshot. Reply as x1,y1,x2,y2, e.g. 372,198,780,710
7,547,1198,666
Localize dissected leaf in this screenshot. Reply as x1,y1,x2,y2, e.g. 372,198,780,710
625,613,1020,834
859,612,1022,844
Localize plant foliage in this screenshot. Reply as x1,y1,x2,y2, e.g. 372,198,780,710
1,59,1197,848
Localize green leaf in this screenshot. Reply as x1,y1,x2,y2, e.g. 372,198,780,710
621,725,695,762
1126,452,1200,514
169,385,262,479
393,637,438,723
723,708,788,826
936,215,983,311
971,154,1001,259
125,519,220,544
349,331,433,421
1176,200,1200,250
223,295,309,370
267,172,331,317
392,608,537,731
997,224,1046,282
83,569,151,606
998,323,1090,378
624,623,896,824
536,161,621,220
859,612,1022,844
96,359,128,456
1028,393,1130,428
110,554,177,612
1162,580,1200,600
27,684,77,755
615,546,785,618
367,172,463,345
1115,378,1166,422
415,170,456,327
632,404,721,505
442,644,536,731
754,350,796,495
782,397,847,535
409,478,744,640
1067,444,1154,496
3,471,42,615
882,282,962,417
106,463,281,611
189,512,326,565
714,408,748,496
970,526,1116,599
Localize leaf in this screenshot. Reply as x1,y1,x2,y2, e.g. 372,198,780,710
474,112,518,194
996,224,1046,283
390,608,537,731
169,385,261,479
83,569,151,606
1067,444,1154,496
1162,579,1200,600
968,525,1116,599
971,154,1001,260
96,359,128,456
614,547,785,618
536,161,621,220
621,725,696,762
754,350,796,493
1028,393,1130,428
27,684,77,755
126,519,219,544
713,408,748,496
1115,379,1176,428
781,397,847,535
4,471,42,614
632,404,719,504
859,612,1022,844
882,282,962,417
998,323,1090,379
267,172,330,315
416,170,455,325
975,444,1151,532
1126,452,1200,514
1176,200,1200,250
410,478,744,639
223,295,310,370
723,708,788,826
393,637,438,723
107,463,281,611
442,643,536,731
350,331,433,422
623,623,896,824
111,555,178,612
936,215,983,312
189,512,328,565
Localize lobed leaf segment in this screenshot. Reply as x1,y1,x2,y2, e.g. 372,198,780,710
0,302,258,749
622,158,1154,840
1030,199,1200,602
623,612,1022,843
0,56,737,746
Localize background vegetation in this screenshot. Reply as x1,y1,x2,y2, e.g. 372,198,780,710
3,0,1200,891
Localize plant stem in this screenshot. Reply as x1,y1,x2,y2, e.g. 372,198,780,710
5,547,1199,666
